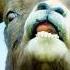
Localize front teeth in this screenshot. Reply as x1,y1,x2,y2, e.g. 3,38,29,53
36,31,59,39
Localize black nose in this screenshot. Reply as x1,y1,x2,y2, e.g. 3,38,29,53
37,3,50,10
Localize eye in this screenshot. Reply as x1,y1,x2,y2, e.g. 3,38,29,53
54,7,65,16
6,11,18,22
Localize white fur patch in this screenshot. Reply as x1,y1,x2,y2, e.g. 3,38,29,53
25,32,68,62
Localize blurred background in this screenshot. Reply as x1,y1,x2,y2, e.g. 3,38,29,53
0,22,7,70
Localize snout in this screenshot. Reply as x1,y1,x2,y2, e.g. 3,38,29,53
24,2,66,42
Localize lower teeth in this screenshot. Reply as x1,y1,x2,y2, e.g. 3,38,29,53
36,31,59,39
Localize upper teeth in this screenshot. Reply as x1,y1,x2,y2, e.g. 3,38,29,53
36,31,59,39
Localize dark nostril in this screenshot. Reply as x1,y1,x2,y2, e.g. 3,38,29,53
37,3,49,10
54,7,64,15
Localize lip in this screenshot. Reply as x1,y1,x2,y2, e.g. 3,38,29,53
31,20,59,38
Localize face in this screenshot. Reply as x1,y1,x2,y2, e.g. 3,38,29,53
3,0,70,70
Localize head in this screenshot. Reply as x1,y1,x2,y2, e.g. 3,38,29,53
0,0,70,70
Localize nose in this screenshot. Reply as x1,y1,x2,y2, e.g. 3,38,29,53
37,3,50,10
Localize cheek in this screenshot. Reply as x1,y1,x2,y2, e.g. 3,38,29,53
25,33,68,62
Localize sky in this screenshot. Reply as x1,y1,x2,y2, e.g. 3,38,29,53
0,22,8,70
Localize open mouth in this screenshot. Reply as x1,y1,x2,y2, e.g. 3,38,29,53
31,20,62,40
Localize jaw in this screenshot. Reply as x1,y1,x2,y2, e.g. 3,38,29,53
20,31,68,70
24,31,68,62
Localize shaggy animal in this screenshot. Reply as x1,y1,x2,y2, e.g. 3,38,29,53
0,0,70,70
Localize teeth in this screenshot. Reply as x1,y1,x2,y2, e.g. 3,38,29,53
36,31,59,39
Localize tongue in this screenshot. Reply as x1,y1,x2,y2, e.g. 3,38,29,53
36,22,57,34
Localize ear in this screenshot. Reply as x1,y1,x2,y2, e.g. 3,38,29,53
0,0,5,22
